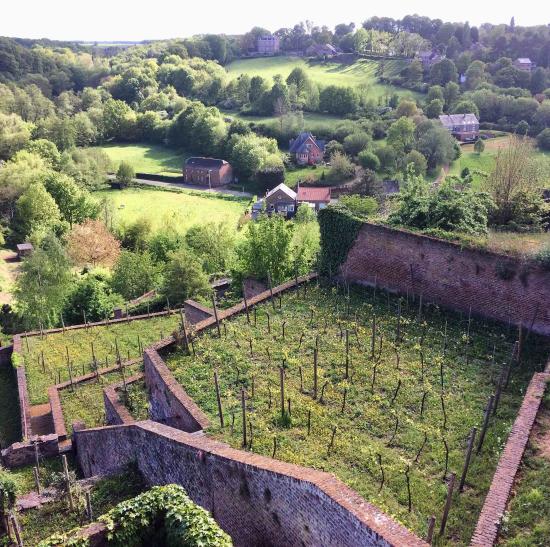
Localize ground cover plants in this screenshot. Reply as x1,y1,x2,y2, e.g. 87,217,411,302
0,363,21,448
21,313,182,405
163,282,549,545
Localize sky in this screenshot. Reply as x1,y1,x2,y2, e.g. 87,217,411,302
1,0,549,42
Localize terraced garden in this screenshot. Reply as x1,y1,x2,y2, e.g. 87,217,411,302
162,284,549,544
20,313,182,405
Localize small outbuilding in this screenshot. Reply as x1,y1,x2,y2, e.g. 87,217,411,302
296,186,331,211
16,243,33,260
184,157,233,187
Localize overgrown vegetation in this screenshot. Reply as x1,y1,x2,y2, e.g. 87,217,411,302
163,283,548,544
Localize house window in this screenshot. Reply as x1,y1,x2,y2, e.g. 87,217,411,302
288,204,295,212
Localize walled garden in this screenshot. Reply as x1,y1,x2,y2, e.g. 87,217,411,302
162,283,549,544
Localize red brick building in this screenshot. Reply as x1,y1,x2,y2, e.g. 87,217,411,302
296,186,331,211
184,157,233,187
289,132,326,165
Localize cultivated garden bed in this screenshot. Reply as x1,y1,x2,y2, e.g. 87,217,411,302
162,283,549,544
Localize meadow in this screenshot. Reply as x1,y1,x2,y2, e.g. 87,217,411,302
97,143,188,176
226,56,418,100
163,283,549,544
96,186,249,233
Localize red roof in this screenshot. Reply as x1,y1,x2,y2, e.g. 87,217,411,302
297,186,331,202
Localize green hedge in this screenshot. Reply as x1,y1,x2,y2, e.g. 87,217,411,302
318,204,362,277
39,484,232,547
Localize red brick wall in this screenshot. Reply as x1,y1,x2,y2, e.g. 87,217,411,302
340,223,550,335
471,366,550,545
74,421,427,547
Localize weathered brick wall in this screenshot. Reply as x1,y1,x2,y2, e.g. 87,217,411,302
184,299,214,325
103,374,143,426
74,421,427,547
1,434,59,468
340,223,550,335
143,349,209,432
470,366,550,546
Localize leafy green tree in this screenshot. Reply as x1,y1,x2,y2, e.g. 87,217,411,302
101,99,137,141
111,251,161,300
185,222,235,275
63,274,123,324
404,150,428,176
319,86,358,116
443,82,460,110
430,59,458,86
148,231,184,263
415,121,456,169
387,117,415,154
537,128,550,151
395,100,418,118
162,248,211,305
14,234,74,329
452,100,480,119
115,161,135,188
474,138,485,154
228,133,281,179
120,217,152,251
426,99,444,119
14,183,61,240
357,150,380,171
294,204,317,223
0,113,31,160
42,171,98,227
233,214,293,285
327,152,355,181
24,139,60,168
427,86,444,103
343,132,371,156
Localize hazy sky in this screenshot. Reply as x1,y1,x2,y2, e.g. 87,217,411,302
2,0,549,41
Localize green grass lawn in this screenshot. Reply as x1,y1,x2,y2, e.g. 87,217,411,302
226,56,417,100
96,187,249,233
225,109,345,132
21,314,183,405
97,143,188,176
163,284,548,544
284,165,330,188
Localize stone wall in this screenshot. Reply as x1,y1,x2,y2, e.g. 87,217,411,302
74,421,427,547
470,365,550,546
184,299,214,325
340,223,550,335
144,349,209,432
103,373,143,426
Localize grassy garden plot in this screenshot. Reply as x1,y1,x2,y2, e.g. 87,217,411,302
97,143,188,176
96,187,248,233
59,362,144,432
163,284,549,545
21,313,182,405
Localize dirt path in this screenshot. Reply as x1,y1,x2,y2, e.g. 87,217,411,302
0,249,21,305
434,164,450,186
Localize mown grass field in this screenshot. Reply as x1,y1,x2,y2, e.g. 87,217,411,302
96,187,249,233
163,284,549,544
98,143,188,176
21,313,182,405
226,56,418,99
224,109,345,131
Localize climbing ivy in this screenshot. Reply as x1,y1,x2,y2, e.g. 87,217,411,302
39,484,232,547
318,204,363,277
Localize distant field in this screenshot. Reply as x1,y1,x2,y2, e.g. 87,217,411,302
98,143,188,176
96,187,248,233
224,110,344,132
226,56,418,99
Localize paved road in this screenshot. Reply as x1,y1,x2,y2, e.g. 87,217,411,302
107,175,253,198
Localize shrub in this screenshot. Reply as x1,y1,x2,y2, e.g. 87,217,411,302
339,195,378,218
357,150,380,171
535,245,550,271
327,152,355,182
537,128,550,151
114,161,135,188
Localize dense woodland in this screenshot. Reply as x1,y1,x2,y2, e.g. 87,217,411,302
0,15,549,336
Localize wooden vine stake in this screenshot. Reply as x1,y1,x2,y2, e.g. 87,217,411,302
459,427,477,493
85,490,93,522
33,466,41,495
214,371,224,428
439,472,456,537
242,283,250,323
405,465,412,512
241,389,247,447
267,272,275,309
476,395,494,454
279,367,285,418
211,294,221,338
327,426,337,455
426,516,436,544
179,310,189,353
344,329,350,379
9,514,23,547
313,348,318,400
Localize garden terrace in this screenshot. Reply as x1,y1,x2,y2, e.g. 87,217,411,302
162,284,549,544
19,312,182,405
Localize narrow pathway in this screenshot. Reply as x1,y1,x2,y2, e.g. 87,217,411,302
30,404,54,436
434,164,450,186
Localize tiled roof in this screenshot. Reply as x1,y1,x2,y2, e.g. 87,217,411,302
297,186,331,202
439,113,479,126
185,157,228,169
265,183,297,200
516,58,532,64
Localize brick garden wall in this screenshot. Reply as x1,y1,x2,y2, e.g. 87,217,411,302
470,365,550,546
340,223,550,335
74,421,427,547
